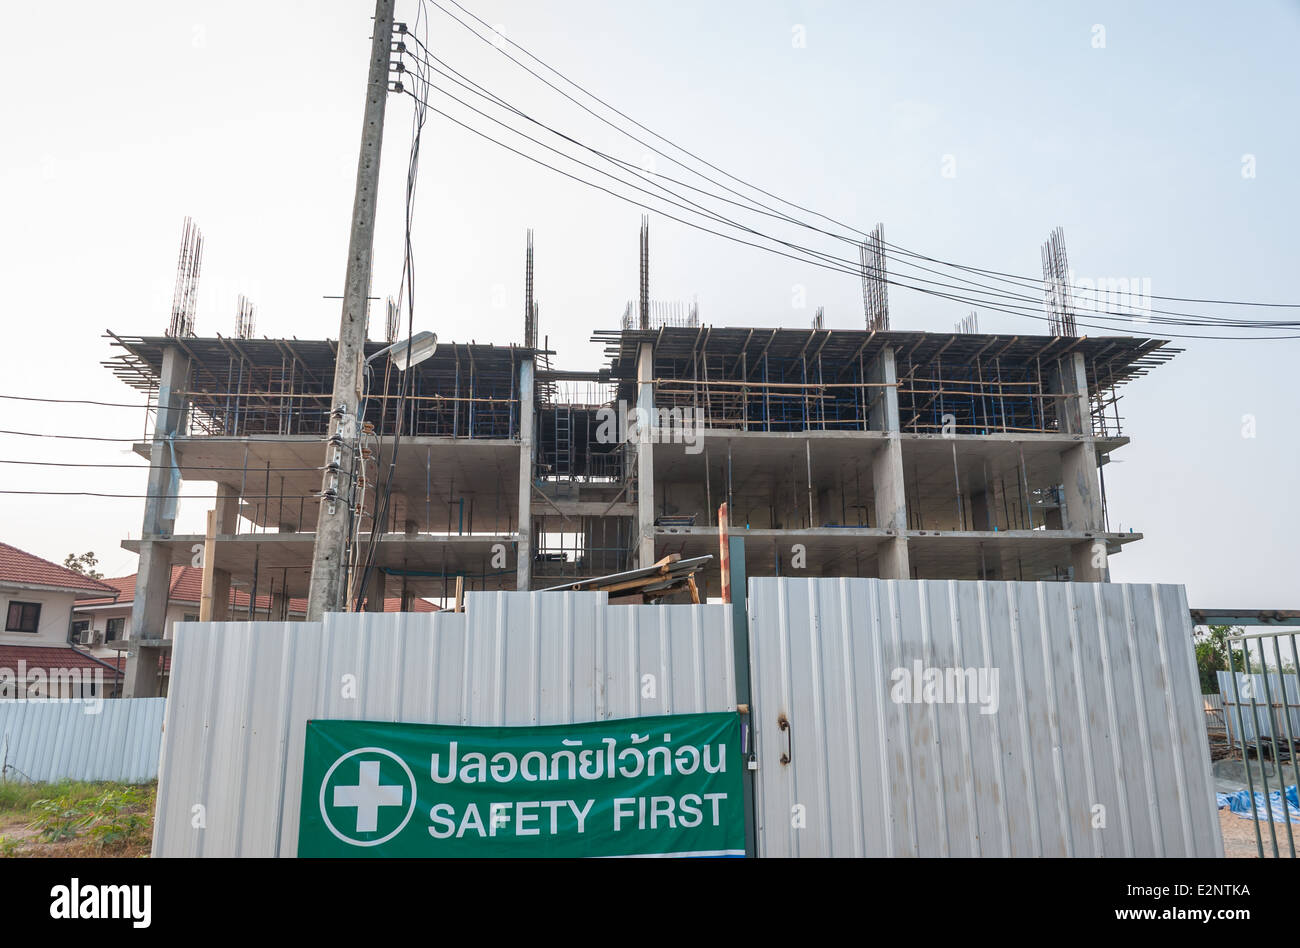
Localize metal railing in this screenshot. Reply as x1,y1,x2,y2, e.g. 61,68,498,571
1223,627,1300,858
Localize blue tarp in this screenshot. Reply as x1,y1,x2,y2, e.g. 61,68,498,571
1216,785,1300,823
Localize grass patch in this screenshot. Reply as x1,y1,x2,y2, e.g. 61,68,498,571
0,780,155,857
0,779,104,816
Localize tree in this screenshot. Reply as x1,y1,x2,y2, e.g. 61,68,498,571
62,551,103,580
1195,624,1235,694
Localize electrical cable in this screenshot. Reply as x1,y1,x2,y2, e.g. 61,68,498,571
395,86,1300,341
395,20,1300,332
420,0,1300,315
396,64,1300,333
350,6,433,610
0,393,154,409
0,490,319,500
0,458,324,472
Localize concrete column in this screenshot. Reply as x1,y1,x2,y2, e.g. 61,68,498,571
1063,440,1107,579
211,482,238,621
271,590,289,622
401,519,418,611
1056,351,1090,435
636,342,656,567
1056,353,1108,581
516,358,535,590
126,345,188,698
868,346,909,579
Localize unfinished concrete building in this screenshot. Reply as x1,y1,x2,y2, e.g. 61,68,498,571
103,303,1175,696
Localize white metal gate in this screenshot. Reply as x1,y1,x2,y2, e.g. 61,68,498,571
747,577,1221,857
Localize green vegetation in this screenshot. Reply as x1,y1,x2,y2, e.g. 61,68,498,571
62,551,104,579
0,779,101,815
1196,624,1233,694
0,780,154,856
1197,624,1297,694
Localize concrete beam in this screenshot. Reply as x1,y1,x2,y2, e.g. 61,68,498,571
1055,353,1107,581
126,344,188,698
868,346,909,578
401,518,418,610
123,646,165,698
211,482,238,621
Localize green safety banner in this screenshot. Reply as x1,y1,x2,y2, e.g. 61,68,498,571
297,711,745,858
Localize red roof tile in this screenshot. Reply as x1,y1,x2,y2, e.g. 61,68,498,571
79,573,137,606
0,542,119,596
0,645,123,678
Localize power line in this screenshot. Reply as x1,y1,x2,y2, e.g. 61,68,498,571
397,87,1300,340
397,50,1299,333
396,22,1300,331
0,393,153,409
0,458,323,473
0,490,320,500
0,429,298,443
422,0,1300,314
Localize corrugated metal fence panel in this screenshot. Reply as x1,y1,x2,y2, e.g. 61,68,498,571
749,578,1221,858
1216,671,1300,746
0,698,166,783
153,593,735,857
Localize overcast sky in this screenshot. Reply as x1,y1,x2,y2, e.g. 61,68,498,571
0,0,1296,607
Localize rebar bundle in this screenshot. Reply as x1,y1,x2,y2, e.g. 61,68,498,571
1041,226,1077,337
860,223,890,331
167,217,203,337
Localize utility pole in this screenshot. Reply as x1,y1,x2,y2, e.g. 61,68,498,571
306,0,396,620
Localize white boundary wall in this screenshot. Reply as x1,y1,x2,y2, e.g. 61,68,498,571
153,579,1221,858
152,591,735,857
0,698,165,784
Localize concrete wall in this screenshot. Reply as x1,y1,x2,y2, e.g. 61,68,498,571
0,585,76,647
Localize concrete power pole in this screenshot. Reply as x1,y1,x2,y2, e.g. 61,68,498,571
306,0,396,620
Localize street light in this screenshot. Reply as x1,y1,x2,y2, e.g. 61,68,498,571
365,330,438,371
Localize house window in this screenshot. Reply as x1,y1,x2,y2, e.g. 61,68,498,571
72,620,90,642
182,614,199,623
105,617,124,642
5,601,41,634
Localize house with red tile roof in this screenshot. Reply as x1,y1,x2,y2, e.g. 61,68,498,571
0,541,123,699
74,566,438,695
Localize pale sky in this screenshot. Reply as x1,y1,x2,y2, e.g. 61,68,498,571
0,1,1296,607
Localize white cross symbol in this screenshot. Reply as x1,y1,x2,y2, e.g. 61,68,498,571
333,759,405,833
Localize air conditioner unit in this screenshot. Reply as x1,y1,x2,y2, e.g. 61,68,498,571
81,629,102,647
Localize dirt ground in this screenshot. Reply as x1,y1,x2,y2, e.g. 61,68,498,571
0,812,151,858
0,815,146,857
1218,805,1300,858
